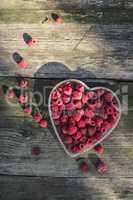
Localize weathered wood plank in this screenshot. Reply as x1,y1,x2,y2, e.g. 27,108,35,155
0,78,132,177
0,175,133,200
0,24,133,79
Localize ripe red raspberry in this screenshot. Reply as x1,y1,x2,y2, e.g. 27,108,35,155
87,138,94,146
59,103,65,111
68,126,77,135
54,98,63,107
6,89,14,99
85,118,91,125
51,104,58,112
87,91,95,99
62,126,68,135
79,136,87,143
18,59,28,68
19,95,28,104
89,103,97,110
23,107,32,115
62,95,70,104
97,163,108,173
33,113,42,122
96,118,103,127
63,84,72,96
55,15,62,24
61,115,68,124
84,109,95,118
80,128,87,135
19,79,28,88
102,121,110,129
87,127,96,136
54,119,60,125
64,136,73,145
76,83,84,92
27,38,36,47
73,131,82,139
106,107,114,115
52,111,61,120
104,93,113,102
95,100,103,108
94,144,104,154
69,116,76,126
100,127,107,134
112,111,118,119
82,94,89,104
39,119,48,128
73,100,82,109
80,162,89,173
66,102,75,111
72,91,82,100
51,90,61,100
96,89,104,96
89,120,96,126
77,119,86,128
74,109,84,122
71,146,80,153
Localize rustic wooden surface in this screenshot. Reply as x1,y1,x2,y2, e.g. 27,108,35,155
0,0,133,200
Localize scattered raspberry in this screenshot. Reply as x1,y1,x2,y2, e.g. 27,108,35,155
33,113,42,122
23,107,32,115
19,79,28,88
39,119,48,128
19,95,28,104
18,59,28,68
6,89,14,99
97,163,108,173
94,144,104,154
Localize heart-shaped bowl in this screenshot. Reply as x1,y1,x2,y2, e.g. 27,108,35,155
48,79,121,158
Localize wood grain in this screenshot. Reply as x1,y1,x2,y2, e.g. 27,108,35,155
0,175,133,200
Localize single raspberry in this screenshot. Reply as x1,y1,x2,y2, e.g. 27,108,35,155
74,109,84,122
79,136,87,143
80,162,89,173
87,127,96,136
62,95,70,104
18,59,28,68
89,120,96,126
82,94,89,104
52,111,61,120
89,103,97,110
59,103,65,111
71,146,80,153
97,163,108,173
51,90,61,100
94,144,105,154
68,126,77,135
96,89,104,97
69,116,76,126
55,15,62,24
87,138,94,146
104,93,113,102
54,119,60,125
84,109,95,118
73,131,82,140
39,119,48,128
51,104,58,112
73,100,82,109
80,128,87,135
19,95,28,104
100,127,107,134
19,79,28,88
87,91,95,99
77,119,86,128
63,84,72,96
6,89,14,99
64,136,73,145
112,111,118,119
66,102,75,111
106,107,114,115
62,126,68,135
27,38,36,47
33,113,42,122
96,118,103,127
76,83,84,92
72,91,82,100
23,107,32,115
61,115,68,124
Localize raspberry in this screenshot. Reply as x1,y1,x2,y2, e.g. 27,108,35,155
100,127,107,134
106,107,114,115
27,38,36,47
87,138,94,146
61,115,68,124
76,83,84,92
52,111,61,120
69,116,76,126
74,109,84,122
51,104,58,112
51,90,61,100
84,109,95,118
95,100,103,108
89,120,96,126
80,128,87,135
73,131,82,139
71,146,80,153
79,136,87,143
66,102,75,111
87,91,95,99
77,119,86,128
55,16,62,24
33,113,42,122
104,93,113,102
18,59,28,68
80,162,89,173
85,118,91,125
68,126,77,135
73,100,82,109
62,127,68,135
39,119,48,128
82,94,89,104
96,89,104,96
23,107,32,115
6,89,14,99
96,118,103,127
94,144,104,154
54,99,63,106
19,95,28,104
87,127,96,136
63,84,72,96
112,111,118,119
97,163,108,173
19,79,28,88
54,119,60,125
64,136,73,145
62,95,70,104
72,91,82,100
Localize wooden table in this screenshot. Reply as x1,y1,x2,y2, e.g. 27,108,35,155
0,1,133,200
